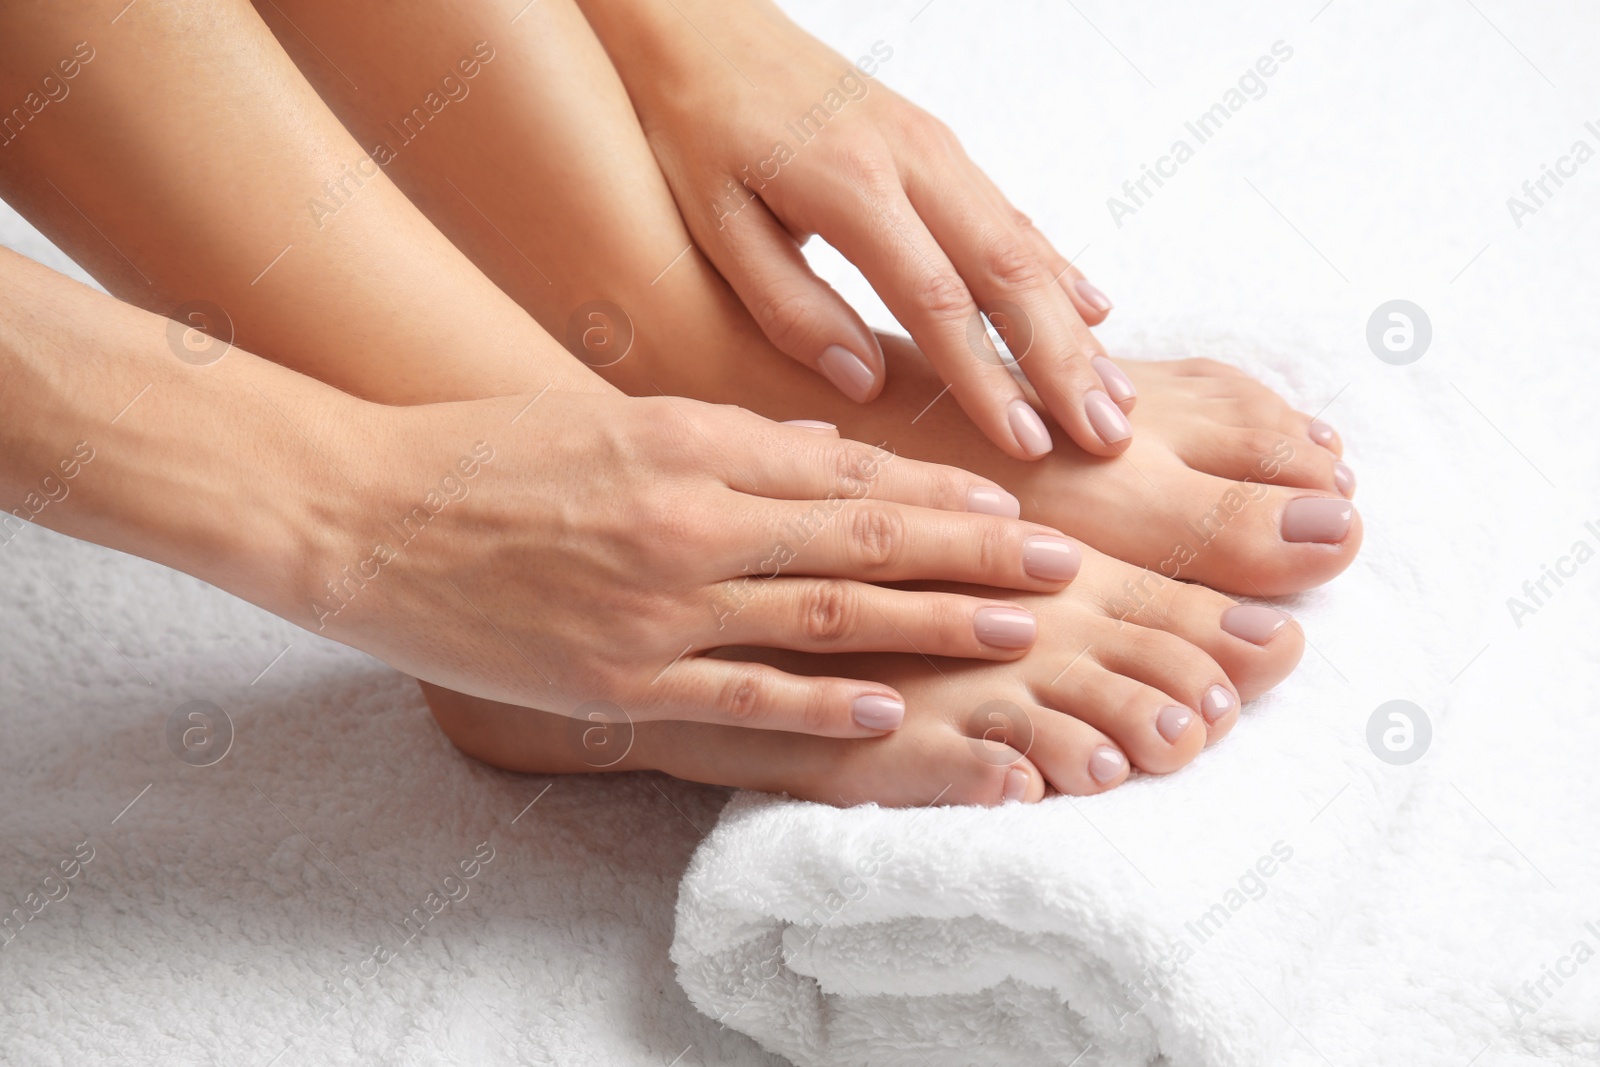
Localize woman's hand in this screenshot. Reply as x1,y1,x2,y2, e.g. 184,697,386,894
576,0,1135,462
333,391,1083,737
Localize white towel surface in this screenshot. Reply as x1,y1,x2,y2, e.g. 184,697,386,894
671,1,1600,1064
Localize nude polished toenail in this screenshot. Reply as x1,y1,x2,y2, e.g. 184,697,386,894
782,419,836,433
1083,390,1132,445
1089,745,1127,784
817,345,876,403
851,695,905,731
1281,497,1354,543
967,485,1021,518
1157,705,1194,744
1309,419,1338,449
973,606,1037,649
1333,462,1356,498
1220,605,1290,644
1202,685,1236,724
1022,536,1081,582
1075,277,1114,314
1091,356,1137,405
1002,767,1029,803
1007,399,1053,457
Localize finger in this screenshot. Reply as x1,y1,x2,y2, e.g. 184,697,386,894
686,191,885,403
713,578,1038,659
968,166,1114,327
704,410,1025,517
737,497,1083,592
902,166,1130,456
789,171,1052,461
648,656,909,738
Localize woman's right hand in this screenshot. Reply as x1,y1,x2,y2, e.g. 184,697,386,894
323,391,1082,737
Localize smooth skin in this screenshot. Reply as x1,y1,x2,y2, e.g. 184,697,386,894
0,0,1097,737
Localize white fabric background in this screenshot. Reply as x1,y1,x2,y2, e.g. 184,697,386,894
2,0,1597,1064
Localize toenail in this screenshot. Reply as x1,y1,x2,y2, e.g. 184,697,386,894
1089,745,1127,784
1309,419,1339,449
1022,536,1082,582
967,485,1022,518
974,606,1037,649
1075,277,1114,314
1084,390,1132,445
1333,462,1356,498
1202,684,1237,724
1281,497,1354,543
1221,604,1290,644
817,345,877,403
1007,399,1054,457
851,695,905,731
1156,705,1194,744
1091,356,1136,404
1002,766,1029,803
782,419,837,433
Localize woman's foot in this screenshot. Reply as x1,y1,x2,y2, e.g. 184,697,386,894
424,541,1305,806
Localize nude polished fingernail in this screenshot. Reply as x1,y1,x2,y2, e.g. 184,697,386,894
1022,536,1081,582
1084,390,1132,445
1007,399,1053,457
782,419,837,433
974,606,1037,649
1333,462,1356,498
1281,497,1354,543
817,345,876,403
1089,745,1127,784
1002,766,1029,803
1202,684,1237,724
1309,419,1339,449
1157,705,1194,744
852,694,905,731
967,485,1021,518
1074,277,1114,314
1221,605,1290,645
1091,356,1137,405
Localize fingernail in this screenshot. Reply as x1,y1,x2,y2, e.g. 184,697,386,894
1022,535,1081,582
782,419,837,434
1309,419,1338,449
1091,356,1136,405
1202,684,1236,724
852,694,905,731
1002,766,1029,803
1007,399,1053,457
817,344,876,403
1333,462,1356,498
967,485,1021,518
1089,745,1127,784
1281,497,1354,543
1074,277,1114,314
1084,390,1132,445
1221,604,1290,645
974,606,1037,649
1157,704,1194,744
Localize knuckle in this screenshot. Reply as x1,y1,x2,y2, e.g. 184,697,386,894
979,234,1047,290
799,582,861,646
831,143,898,191
848,505,906,571
1239,427,1285,459
717,665,772,725
974,520,1013,581
754,288,825,355
832,442,883,497
900,110,956,153
914,269,974,322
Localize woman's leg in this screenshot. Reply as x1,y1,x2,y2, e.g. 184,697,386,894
257,0,1360,600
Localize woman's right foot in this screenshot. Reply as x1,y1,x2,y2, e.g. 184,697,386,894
424,540,1305,807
